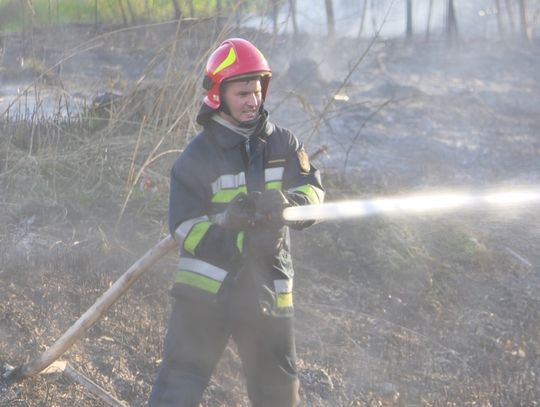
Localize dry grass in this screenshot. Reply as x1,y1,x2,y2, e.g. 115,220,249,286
0,20,234,228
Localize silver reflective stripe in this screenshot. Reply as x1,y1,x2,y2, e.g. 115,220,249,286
211,172,246,194
274,279,293,293
178,257,228,282
265,167,284,182
174,216,209,245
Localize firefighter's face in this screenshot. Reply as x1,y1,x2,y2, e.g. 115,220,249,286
221,79,262,124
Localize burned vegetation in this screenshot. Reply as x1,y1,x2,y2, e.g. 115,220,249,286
2,3,540,406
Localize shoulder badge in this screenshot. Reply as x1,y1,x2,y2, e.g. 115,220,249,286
297,148,311,173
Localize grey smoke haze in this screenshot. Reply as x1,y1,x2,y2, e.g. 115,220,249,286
247,0,540,39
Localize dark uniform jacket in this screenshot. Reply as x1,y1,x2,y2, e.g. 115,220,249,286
169,111,324,316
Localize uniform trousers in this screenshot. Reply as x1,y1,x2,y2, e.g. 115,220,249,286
148,269,300,407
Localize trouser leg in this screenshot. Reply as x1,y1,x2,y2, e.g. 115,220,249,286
148,296,229,407
148,367,207,407
233,313,300,407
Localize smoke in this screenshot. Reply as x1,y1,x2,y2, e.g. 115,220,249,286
243,0,534,39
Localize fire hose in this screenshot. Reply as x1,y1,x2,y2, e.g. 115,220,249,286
283,187,540,222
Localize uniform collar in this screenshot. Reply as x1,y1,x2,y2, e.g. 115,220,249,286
210,120,248,149
211,114,255,139
209,110,274,149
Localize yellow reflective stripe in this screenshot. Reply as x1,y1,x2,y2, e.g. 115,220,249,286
176,271,221,294
213,47,237,75
274,279,293,308
174,216,209,245
277,292,293,308
289,184,324,205
184,221,212,255
265,181,283,190
211,186,248,203
236,231,245,253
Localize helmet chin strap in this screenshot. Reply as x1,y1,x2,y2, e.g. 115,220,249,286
219,98,232,116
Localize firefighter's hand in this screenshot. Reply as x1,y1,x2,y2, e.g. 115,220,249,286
251,189,290,227
217,193,256,231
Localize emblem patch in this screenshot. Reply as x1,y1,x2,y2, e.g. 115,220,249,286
297,148,311,173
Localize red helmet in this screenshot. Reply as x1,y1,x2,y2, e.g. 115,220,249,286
203,38,272,110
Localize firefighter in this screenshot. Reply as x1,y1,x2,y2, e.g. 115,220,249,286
148,38,324,407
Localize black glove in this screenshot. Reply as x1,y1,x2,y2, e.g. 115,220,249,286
217,193,256,231
251,189,290,227
244,227,285,259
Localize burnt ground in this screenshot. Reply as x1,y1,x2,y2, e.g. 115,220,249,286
1,23,540,406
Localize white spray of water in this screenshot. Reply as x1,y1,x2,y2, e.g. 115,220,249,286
283,187,540,222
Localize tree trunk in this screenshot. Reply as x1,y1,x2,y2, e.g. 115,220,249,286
117,0,128,25
405,0,413,39
504,0,515,34
216,0,223,30
171,0,182,20
370,0,378,34
494,0,505,38
20,0,27,62
216,0,222,15
186,0,195,18
325,0,335,37
289,0,298,38
518,0,531,41
358,0,368,38
425,0,433,39
94,0,99,30
234,0,243,29
446,0,458,43
125,0,137,24
271,0,279,35
144,0,150,20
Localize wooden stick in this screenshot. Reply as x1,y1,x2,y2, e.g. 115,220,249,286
41,361,127,407
6,235,176,383
65,363,127,407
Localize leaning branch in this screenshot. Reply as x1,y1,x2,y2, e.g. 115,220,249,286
4,235,176,383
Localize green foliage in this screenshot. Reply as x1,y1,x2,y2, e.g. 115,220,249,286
33,0,98,23
0,0,264,31
0,0,175,26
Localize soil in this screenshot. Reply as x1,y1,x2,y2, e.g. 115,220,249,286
1,23,540,406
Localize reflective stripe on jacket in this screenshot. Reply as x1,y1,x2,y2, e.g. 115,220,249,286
168,112,324,315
